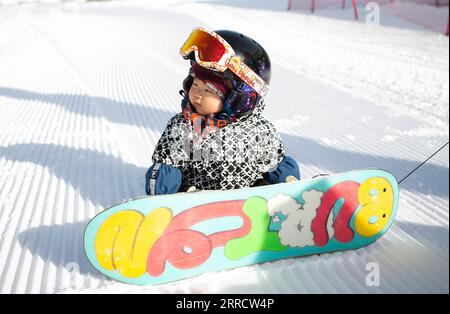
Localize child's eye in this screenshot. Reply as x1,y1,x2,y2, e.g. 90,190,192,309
205,89,211,93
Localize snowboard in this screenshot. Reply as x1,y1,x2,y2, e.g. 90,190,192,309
84,169,399,285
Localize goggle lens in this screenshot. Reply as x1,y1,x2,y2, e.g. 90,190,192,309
181,29,226,62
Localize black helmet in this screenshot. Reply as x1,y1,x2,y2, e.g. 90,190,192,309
216,30,271,87
182,30,271,117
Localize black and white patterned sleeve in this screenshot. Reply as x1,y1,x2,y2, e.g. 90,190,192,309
256,119,286,173
151,114,188,167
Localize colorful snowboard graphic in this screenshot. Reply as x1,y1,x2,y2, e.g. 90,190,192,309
84,169,399,285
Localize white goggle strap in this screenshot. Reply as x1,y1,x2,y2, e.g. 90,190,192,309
227,56,269,97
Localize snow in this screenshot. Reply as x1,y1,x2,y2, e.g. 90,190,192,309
0,0,448,293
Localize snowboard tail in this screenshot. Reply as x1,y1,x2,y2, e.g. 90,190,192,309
84,169,399,285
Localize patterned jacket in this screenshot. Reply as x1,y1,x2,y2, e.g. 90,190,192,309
146,99,299,194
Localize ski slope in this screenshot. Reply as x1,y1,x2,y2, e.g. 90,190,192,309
0,0,448,293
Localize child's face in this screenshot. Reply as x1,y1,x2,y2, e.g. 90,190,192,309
189,78,224,116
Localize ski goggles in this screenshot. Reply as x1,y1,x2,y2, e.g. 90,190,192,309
180,27,269,97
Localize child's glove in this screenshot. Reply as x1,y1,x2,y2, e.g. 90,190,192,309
145,163,182,195
263,156,301,184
